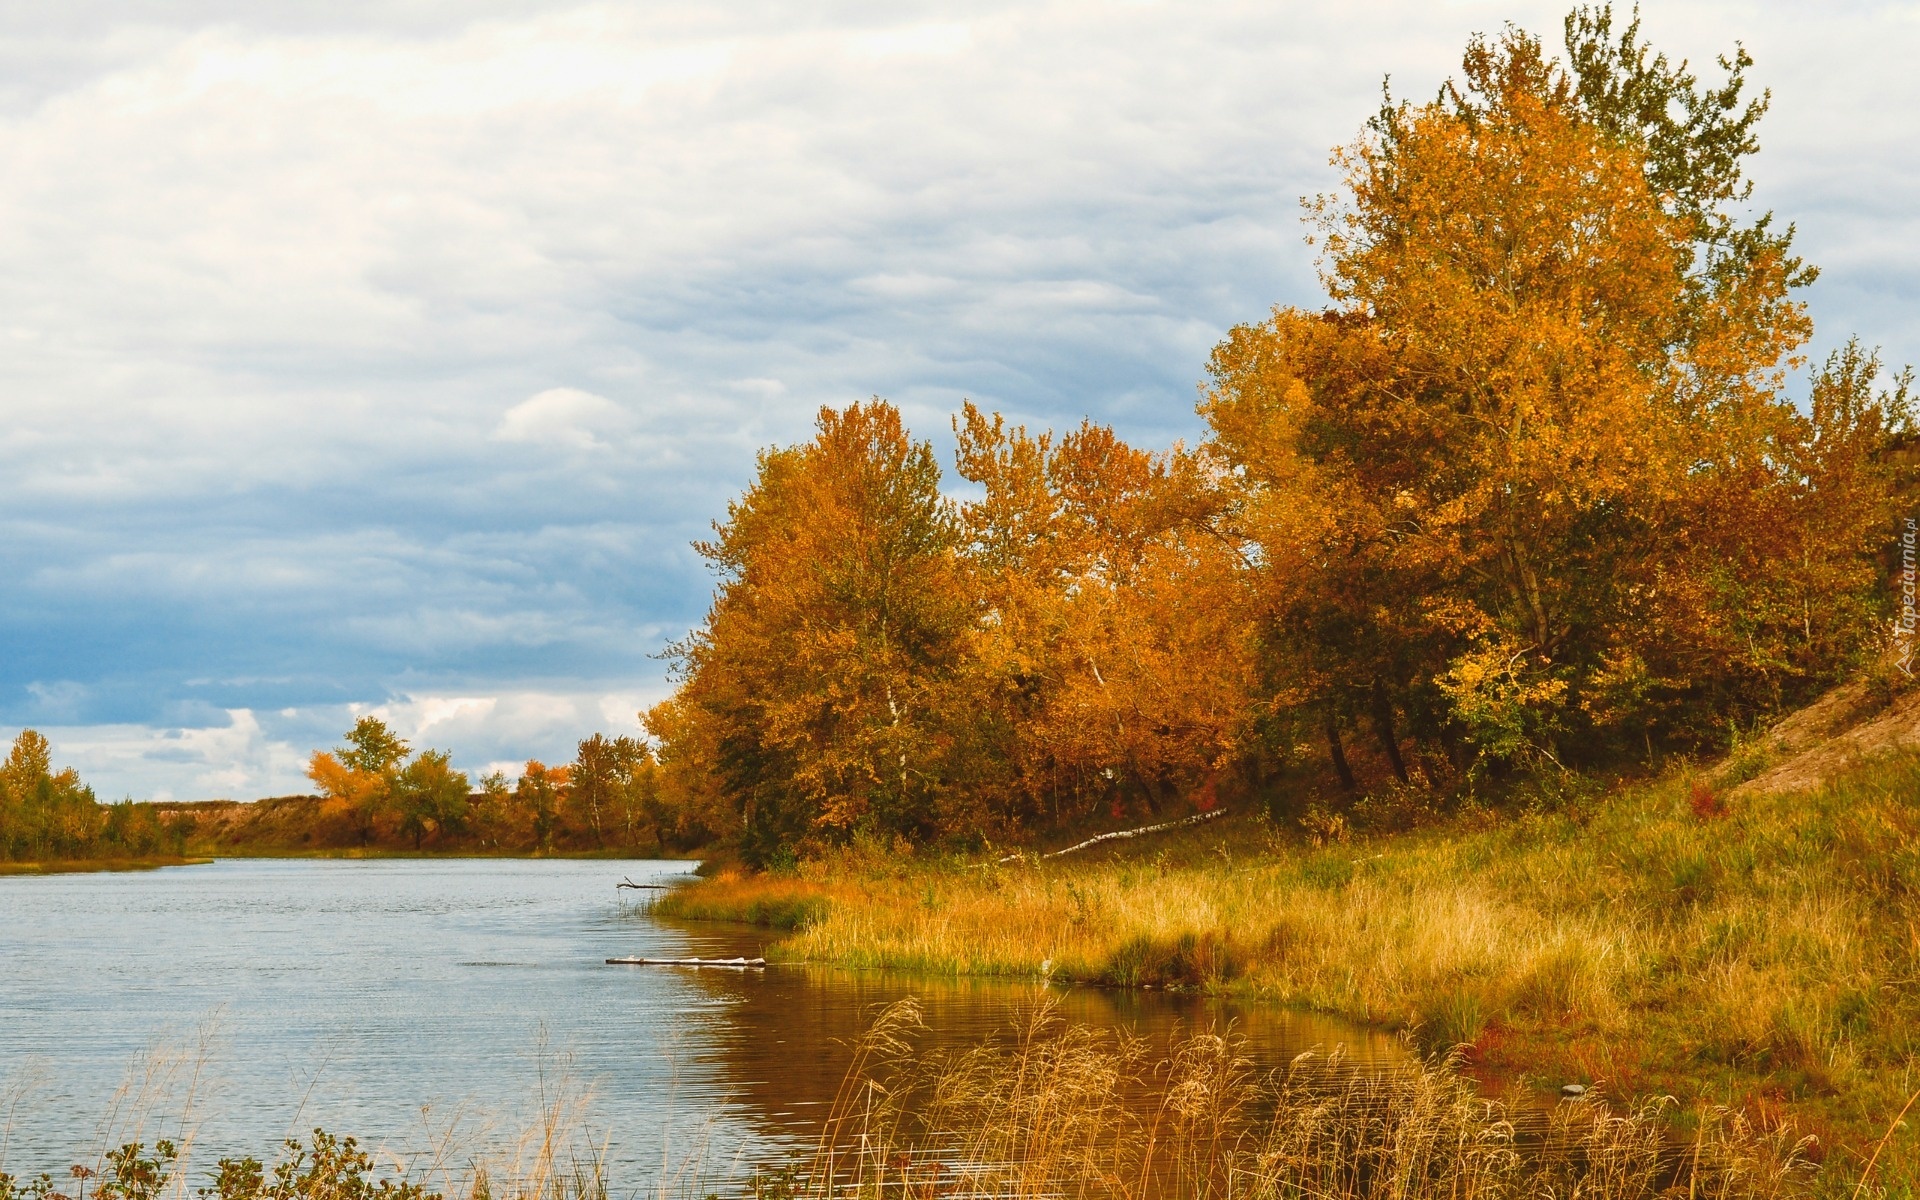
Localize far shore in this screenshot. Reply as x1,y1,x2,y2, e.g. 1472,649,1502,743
0,849,700,876
0,856,213,876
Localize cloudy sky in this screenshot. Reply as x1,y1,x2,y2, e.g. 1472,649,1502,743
2,1,1915,799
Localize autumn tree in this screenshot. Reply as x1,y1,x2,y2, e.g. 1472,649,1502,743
570,733,668,849
652,400,973,865
570,734,619,846
1205,14,1903,777
308,717,410,843
307,717,471,848
952,405,1258,826
394,750,471,850
513,761,567,851
641,700,729,848
641,7,1912,851
0,729,103,861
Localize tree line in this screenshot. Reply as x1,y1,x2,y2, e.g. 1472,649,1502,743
0,729,187,862
644,9,1916,866
0,717,714,863
301,716,708,853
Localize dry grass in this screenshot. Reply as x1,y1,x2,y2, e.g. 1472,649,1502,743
658,755,1920,1187
753,997,1818,1200
652,866,850,932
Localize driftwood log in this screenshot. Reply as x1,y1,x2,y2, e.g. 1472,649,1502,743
606,955,768,968
616,877,671,890
993,808,1230,865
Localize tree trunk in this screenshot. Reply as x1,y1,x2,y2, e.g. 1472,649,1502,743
1370,678,1410,785
1324,710,1357,792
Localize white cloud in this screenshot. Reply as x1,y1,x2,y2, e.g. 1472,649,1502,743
852,22,972,59
26,681,90,721
493,388,630,449
40,709,304,801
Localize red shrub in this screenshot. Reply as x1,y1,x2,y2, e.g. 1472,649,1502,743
1689,780,1728,820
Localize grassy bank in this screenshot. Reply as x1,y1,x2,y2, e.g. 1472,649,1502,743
0,856,211,876
655,756,1920,1183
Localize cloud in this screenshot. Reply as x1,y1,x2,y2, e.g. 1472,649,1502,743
38,709,303,801
493,388,630,449
0,0,1915,793
26,681,90,721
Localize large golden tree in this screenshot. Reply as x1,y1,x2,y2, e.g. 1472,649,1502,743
653,401,974,863
1205,19,1906,774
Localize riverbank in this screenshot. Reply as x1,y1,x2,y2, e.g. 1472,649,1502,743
654,754,1920,1181
0,855,212,876
137,796,693,859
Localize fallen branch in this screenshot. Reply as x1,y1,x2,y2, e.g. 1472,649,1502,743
606,956,767,968
994,808,1230,865
616,877,671,890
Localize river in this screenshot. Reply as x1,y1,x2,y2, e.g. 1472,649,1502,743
0,858,1394,1191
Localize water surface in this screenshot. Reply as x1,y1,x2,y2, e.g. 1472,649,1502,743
0,859,1391,1188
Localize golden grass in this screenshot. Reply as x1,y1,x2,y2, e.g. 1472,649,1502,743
756,997,1818,1200
657,756,1920,1186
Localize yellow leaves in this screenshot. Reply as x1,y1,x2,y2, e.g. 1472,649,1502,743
517,760,569,790
306,750,385,811
2,728,53,800
1436,637,1569,763
659,395,1262,857
956,399,1258,803
1325,92,1702,514
670,399,974,853
1192,27,1862,765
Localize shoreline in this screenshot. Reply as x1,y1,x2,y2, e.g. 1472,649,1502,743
0,856,214,876
651,753,1920,1167
0,849,700,876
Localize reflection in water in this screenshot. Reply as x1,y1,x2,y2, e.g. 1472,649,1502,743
0,859,1395,1190
644,930,1403,1148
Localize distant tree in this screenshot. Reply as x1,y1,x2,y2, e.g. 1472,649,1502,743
609,736,662,847
569,734,617,846
339,716,411,775
393,750,471,850
513,761,567,851
0,729,103,861
1,728,52,796
471,769,513,848
568,733,670,850
307,718,471,848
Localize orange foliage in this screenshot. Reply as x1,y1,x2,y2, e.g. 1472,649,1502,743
645,17,1911,863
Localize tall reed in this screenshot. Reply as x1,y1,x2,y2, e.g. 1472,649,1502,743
757,997,1819,1200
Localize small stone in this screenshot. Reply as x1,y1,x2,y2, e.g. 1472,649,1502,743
1561,1083,1587,1098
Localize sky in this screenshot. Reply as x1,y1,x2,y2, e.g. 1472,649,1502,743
2,1,1916,800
